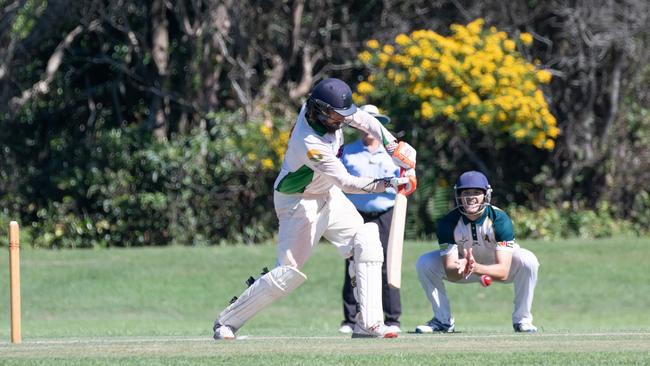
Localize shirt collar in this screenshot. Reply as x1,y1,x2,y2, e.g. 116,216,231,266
461,207,488,225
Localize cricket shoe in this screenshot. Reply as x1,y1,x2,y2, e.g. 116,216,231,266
338,323,354,334
351,324,398,338
513,323,538,333
415,318,455,333
385,324,402,333
213,323,236,340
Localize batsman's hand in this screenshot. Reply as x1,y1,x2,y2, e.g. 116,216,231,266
387,141,416,170
386,176,409,190
402,169,417,196
386,171,416,196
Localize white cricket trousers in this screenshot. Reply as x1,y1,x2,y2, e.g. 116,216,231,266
415,248,539,325
274,187,364,268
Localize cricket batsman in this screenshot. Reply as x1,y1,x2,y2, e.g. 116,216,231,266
415,171,539,333
213,78,417,339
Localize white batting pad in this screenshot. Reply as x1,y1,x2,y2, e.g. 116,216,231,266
216,266,307,331
352,223,384,331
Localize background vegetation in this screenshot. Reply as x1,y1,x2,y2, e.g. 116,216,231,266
1,0,649,247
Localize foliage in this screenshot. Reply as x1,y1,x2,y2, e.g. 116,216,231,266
1,1,648,245
0,111,290,248
355,19,559,150
508,203,638,240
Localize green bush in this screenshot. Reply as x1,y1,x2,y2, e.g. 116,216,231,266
1,111,288,248
509,202,638,240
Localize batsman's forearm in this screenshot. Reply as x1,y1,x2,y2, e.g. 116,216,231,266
348,109,397,146
336,175,385,194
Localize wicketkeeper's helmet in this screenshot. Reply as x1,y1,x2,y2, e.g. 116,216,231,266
454,171,492,216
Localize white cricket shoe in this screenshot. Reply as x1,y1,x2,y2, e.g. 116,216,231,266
513,323,538,333
213,324,236,340
385,324,402,333
415,318,455,333
338,323,354,334
351,324,398,338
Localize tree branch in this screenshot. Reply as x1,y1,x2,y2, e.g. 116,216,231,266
10,20,100,112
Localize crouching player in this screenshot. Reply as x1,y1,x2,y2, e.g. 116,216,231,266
213,78,417,340
415,171,539,333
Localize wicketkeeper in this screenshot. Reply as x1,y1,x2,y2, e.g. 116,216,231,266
213,78,417,340
415,171,539,333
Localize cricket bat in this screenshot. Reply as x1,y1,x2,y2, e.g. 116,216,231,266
386,168,408,289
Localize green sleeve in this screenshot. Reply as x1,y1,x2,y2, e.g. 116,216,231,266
492,208,515,241
436,210,460,251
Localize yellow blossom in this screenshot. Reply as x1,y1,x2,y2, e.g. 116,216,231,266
366,39,380,49
467,18,485,34
261,158,274,170
543,139,555,150
514,129,527,138
358,51,372,64
536,70,552,83
260,125,272,138
378,53,390,65
519,33,533,46
421,101,434,119
395,34,410,46
355,19,558,150
407,46,422,57
357,81,374,94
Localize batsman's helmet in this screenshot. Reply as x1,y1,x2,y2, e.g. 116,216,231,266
454,171,492,216
306,78,356,132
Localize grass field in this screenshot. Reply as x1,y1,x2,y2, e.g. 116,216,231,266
1,237,649,365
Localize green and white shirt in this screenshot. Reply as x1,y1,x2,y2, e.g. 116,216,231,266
274,104,398,196
437,205,518,265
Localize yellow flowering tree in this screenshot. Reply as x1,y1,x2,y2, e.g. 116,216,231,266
355,19,558,150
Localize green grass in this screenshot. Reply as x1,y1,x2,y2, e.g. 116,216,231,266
1,237,650,365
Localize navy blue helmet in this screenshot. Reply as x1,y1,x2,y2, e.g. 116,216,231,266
454,171,492,216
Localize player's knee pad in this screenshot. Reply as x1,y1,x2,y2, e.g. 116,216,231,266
353,223,383,263
217,265,307,331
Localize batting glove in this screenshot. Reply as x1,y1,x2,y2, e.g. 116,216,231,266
385,174,417,196
386,141,416,170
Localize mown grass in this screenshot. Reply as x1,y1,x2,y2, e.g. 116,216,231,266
1,237,649,365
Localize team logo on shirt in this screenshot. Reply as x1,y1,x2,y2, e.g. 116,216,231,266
497,241,514,248
307,149,324,162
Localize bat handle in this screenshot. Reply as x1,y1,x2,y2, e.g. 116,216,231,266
398,168,406,194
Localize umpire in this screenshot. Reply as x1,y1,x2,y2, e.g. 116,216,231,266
339,104,402,334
